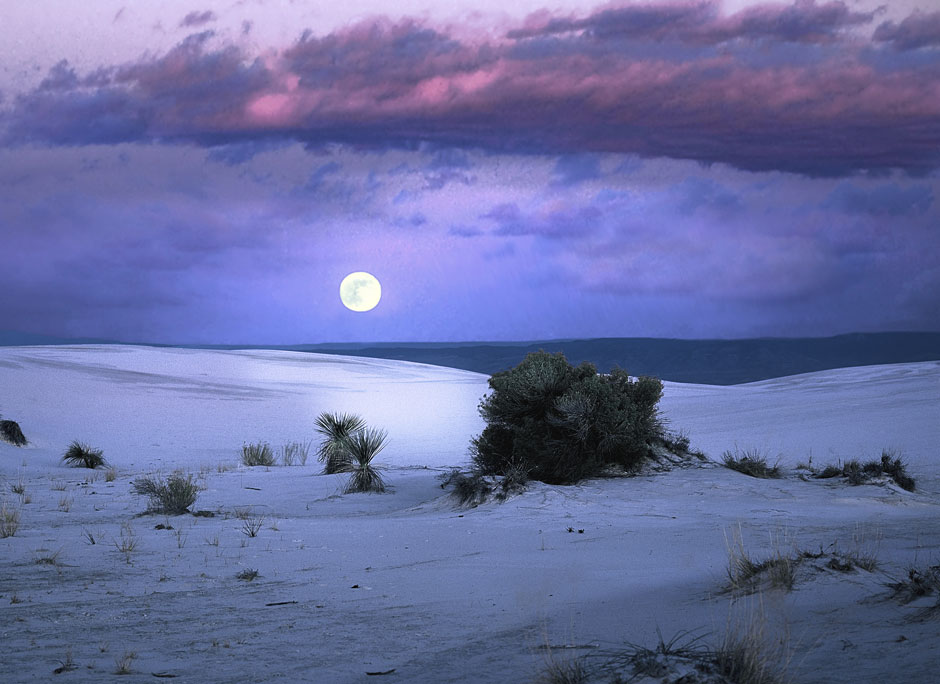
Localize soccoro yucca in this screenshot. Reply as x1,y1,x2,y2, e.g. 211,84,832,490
315,412,366,474
341,427,388,494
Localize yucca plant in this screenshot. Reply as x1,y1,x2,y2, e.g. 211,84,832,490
62,441,106,469
315,412,366,474
341,427,388,494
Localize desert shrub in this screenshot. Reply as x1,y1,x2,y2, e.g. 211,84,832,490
241,442,275,467
237,568,260,581
886,565,940,604
471,351,664,485
721,448,781,479
342,427,388,494
131,471,199,514
823,451,915,491
315,412,366,474
62,441,106,469
0,419,27,446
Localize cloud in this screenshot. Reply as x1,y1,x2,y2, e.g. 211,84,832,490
824,182,934,216
873,10,940,51
3,3,939,176
180,11,217,28
552,154,602,186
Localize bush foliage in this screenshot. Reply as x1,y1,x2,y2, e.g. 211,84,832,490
315,412,366,474
131,471,199,514
0,418,27,446
471,351,664,485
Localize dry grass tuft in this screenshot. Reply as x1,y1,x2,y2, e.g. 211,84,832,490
0,502,20,538
241,442,275,467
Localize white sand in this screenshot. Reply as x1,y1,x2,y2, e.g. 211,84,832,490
1,346,938,682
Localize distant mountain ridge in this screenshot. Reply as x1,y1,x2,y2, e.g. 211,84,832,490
2,331,938,385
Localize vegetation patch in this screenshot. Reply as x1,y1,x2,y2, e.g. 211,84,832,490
471,351,666,485
0,418,27,446
439,466,529,508
62,441,106,469
805,450,915,491
721,448,781,479
341,427,388,494
131,471,199,514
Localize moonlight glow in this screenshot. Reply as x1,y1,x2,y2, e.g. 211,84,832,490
340,272,382,312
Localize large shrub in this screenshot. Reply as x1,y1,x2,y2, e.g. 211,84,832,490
471,351,664,484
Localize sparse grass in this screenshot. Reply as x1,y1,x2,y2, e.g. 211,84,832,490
886,565,940,604
240,514,265,537
440,466,529,507
0,419,27,446
236,568,260,581
279,440,310,466
58,495,73,512
315,412,365,474
341,427,388,494
204,533,220,547
114,651,137,675
11,481,25,495
51,480,67,491
1,502,21,537
721,448,781,479
105,468,118,482
62,441,106,469
241,442,275,467
114,522,138,563
534,657,588,684
53,648,77,674
131,471,199,514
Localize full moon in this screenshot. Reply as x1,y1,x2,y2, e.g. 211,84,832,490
339,272,382,312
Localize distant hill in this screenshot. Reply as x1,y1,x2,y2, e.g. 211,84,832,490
2,331,938,385
301,333,940,385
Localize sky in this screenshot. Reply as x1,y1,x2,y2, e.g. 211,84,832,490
1,0,939,344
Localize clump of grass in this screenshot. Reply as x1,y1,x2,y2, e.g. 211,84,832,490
315,412,365,474
0,418,27,446
11,481,25,496
240,514,265,537
236,568,260,581
1,503,21,538
104,468,118,482
279,441,310,466
714,612,789,684
114,651,137,675
534,657,588,684
57,495,73,512
34,548,62,566
131,471,199,514
114,522,138,563
241,442,275,467
342,427,388,494
62,441,106,469
876,449,916,491
721,448,781,479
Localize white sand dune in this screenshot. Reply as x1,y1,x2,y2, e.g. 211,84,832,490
1,346,938,683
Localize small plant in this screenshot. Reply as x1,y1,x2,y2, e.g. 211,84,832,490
534,657,588,684
0,418,27,446
440,466,528,507
82,528,99,545
105,468,118,482
11,481,25,496
53,648,77,674
62,441,106,469
279,441,311,466
236,568,260,581
714,612,789,684
34,548,62,566
315,412,366,474
241,514,265,537
51,480,67,491
58,495,73,512
131,471,199,514
341,427,388,494
114,522,138,562
0,503,20,537
241,442,275,467
114,651,137,675
813,450,915,491
721,448,781,479
887,565,940,604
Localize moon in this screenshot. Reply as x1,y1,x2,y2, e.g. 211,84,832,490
339,272,382,312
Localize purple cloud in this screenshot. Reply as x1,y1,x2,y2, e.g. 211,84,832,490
180,11,217,29
3,3,939,177
874,10,940,50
